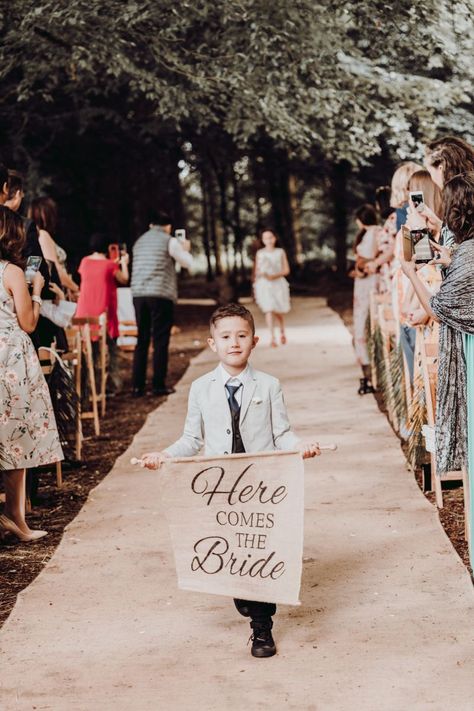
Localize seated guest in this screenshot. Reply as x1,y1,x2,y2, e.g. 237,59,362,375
76,233,129,391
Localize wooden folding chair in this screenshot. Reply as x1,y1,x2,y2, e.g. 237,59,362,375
63,327,83,460
118,319,138,351
37,347,64,488
377,300,399,432
73,314,108,418
72,319,101,436
418,325,465,511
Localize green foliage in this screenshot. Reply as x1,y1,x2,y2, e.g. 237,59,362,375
1,0,472,166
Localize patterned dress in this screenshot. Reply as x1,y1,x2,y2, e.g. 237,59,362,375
0,261,63,469
254,248,291,314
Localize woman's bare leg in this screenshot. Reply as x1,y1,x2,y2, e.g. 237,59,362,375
3,469,30,533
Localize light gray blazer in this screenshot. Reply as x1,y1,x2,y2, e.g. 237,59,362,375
165,365,300,458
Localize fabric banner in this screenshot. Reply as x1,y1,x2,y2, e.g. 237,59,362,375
161,450,304,605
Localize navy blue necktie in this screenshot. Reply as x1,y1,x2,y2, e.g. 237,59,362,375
225,383,242,414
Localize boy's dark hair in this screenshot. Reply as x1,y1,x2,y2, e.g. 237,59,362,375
210,303,255,335
89,232,110,253
7,169,24,199
148,210,172,227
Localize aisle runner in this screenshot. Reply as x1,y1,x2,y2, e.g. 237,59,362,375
161,450,304,605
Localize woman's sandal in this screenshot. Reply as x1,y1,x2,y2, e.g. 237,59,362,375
280,333,287,345
270,339,278,348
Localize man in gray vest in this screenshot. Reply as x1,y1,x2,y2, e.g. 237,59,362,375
131,211,193,397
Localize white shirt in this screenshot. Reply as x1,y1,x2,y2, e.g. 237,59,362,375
168,237,194,270
219,363,251,407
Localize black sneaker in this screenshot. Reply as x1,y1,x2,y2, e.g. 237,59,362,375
250,621,276,658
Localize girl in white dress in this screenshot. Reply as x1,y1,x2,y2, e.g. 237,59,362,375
253,229,291,347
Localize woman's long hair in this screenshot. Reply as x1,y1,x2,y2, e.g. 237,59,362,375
28,196,58,235
443,172,474,243
354,204,378,249
390,162,423,208
0,206,26,268
408,170,443,218
426,136,474,184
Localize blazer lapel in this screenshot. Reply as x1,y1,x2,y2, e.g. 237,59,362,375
209,367,232,426
240,366,258,425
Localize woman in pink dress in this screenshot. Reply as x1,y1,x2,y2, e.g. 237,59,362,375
75,233,129,391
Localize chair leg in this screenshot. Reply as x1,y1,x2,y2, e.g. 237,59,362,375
84,330,100,436
56,461,63,488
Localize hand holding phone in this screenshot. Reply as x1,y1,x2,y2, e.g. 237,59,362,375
411,228,434,263
25,256,43,284
175,229,186,243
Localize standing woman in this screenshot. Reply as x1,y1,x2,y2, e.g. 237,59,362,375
253,228,291,347
0,207,63,542
351,204,381,395
29,197,79,298
400,173,474,557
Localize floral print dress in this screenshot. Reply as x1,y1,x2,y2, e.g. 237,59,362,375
0,261,63,469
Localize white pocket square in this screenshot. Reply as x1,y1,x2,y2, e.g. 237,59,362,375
251,397,262,404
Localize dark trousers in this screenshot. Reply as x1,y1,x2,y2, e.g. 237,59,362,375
132,296,174,391
234,598,276,624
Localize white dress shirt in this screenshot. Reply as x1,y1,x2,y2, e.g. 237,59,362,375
219,363,251,407
168,237,194,270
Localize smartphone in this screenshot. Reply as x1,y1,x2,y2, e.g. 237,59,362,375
409,191,424,209
120,242,127,254
108,243,119,260
402,226,412,262
175,229,186,243
25,255,42,283
411,228,434,263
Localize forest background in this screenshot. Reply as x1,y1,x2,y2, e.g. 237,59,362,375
1,0,473,287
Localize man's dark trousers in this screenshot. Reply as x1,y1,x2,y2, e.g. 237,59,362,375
132,296,174,392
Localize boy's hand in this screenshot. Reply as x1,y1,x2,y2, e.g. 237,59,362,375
298,440,321,459
140,451,171,470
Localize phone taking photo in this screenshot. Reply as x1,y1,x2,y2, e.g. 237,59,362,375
175,229,186,243
411,228,434,263
409,191,424,209
25,255,42,283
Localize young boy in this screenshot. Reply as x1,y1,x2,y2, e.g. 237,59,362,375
141,303,320,658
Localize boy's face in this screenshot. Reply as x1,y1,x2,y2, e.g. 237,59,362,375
208,316,258,374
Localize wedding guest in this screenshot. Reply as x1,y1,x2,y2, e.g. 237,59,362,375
0,206,63,543
130,211,193,397
421,136,474,254
253,228,291,348
29,197,79,298
351,204,380,395
400,172,474,475
75,233,129,392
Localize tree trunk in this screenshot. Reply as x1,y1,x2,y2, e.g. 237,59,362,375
288,173,303,266
332,160,350,277
200,171,213,281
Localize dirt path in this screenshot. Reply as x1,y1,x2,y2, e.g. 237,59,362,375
1,297,473,711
